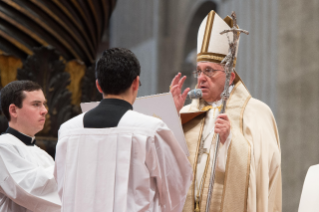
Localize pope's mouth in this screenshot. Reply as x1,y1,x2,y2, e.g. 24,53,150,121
199,86,208,90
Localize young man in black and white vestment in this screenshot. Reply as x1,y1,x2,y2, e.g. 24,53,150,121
54,48,193,212
0,81,61,212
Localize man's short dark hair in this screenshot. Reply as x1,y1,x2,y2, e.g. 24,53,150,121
96,48,141,95
0,80,42,121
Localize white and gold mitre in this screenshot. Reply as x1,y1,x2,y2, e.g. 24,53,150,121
197,10,239,66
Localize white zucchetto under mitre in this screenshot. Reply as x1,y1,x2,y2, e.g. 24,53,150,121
197,10,239,66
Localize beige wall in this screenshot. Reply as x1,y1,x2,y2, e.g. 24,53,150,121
278,0,319,211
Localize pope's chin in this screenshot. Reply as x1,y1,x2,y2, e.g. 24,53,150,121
200,89,209,96
201,93,210,101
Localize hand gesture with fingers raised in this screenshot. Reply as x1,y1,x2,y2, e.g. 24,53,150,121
170,73,190,113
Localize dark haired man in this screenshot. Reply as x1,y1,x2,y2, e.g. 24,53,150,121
55,48,192,212
0,80,61,212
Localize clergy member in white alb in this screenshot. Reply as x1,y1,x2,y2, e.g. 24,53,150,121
170,11,281,212
0,80,61,212
54,48,193,212
298,164,319,212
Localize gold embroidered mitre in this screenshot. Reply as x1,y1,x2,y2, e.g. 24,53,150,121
197,11,239,66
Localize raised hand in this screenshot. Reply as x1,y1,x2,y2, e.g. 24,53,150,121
170,73,190,113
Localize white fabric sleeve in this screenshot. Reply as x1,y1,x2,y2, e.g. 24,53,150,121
216,132,232,172
0,144,61,212
145,123,193,212
54,132,67,200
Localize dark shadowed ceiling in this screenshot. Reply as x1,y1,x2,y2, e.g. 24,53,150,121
0,0,116,65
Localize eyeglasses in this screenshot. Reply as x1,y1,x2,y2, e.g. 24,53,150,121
139,80,142,87
193,68,224,78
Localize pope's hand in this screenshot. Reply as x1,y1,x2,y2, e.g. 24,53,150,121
214,114,230,144
170,73,190,113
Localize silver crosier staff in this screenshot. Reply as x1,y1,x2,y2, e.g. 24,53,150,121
205,11,249,212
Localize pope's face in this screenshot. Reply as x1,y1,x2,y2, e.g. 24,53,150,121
196,62,226,103
15,90,48,136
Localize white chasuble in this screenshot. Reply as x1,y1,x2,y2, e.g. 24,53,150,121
55,110,193,212
0,134,61,212
181,80,281,212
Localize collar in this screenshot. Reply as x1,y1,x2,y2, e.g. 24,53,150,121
6,127,36,146
207,99,223,107
99,98,133,110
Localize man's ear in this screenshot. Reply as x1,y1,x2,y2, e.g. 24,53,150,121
96,80,103,94
132,76,139,91
229,72,236,85
8,104,18,119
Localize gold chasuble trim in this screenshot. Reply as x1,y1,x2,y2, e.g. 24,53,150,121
182,113,207,212
219,82,252,212
201,11,215,53
192,116,206,210
241,96,252,212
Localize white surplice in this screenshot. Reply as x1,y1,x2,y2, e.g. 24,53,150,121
298,164,319,212
0,134,61,212
54,110,193,212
